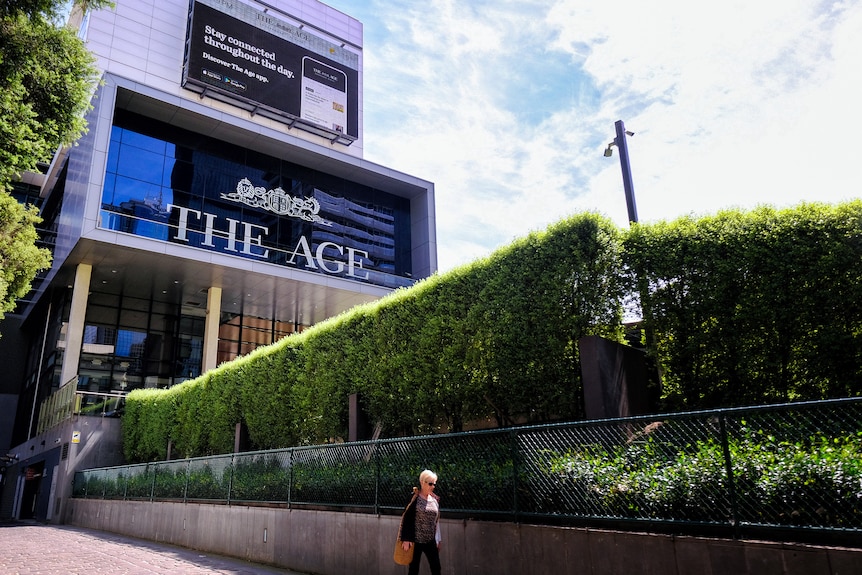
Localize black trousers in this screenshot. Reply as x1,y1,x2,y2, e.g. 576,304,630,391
408,542,441,575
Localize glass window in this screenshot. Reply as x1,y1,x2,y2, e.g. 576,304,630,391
83,324,116,346
118,308,148,329
123,296,151,312
120,128,167,156
86,304,118,325
101,110,414,283
115,145,167,186
115,329,147,358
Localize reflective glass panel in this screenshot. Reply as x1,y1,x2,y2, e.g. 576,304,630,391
100,110,414,287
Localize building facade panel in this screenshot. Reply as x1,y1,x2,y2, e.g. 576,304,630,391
0,0,436,514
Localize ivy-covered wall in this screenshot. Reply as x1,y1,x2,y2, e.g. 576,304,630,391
123,202,862,462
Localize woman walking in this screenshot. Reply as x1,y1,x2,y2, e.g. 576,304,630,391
398,469,441,575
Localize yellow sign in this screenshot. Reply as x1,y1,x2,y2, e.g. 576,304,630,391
71,431,81,444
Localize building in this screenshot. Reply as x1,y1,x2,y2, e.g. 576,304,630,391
0,0,436,522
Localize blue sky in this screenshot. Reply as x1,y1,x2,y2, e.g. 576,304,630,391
325,0,862,272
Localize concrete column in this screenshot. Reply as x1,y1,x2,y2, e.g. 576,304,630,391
202,286,222,373
59,263,91,387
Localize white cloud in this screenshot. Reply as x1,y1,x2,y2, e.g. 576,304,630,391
327,0,862,271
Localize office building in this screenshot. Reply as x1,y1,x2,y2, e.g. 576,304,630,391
0,0,436,522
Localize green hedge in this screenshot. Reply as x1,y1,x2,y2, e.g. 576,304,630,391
124,213,626,460
123,203,862,461
623,201,862,409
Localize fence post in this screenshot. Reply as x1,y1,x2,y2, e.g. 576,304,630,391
511,429,520,522
227,454,235,506
183,460,190,503
287,449,293,509
374,439,381,515
149,463,156,502
718,414,740,538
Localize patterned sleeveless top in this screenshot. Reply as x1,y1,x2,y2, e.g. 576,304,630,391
414,495,439,543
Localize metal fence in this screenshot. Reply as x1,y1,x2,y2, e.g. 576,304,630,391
73,397,862,542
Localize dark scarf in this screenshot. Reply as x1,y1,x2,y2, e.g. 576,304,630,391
398,486,440,543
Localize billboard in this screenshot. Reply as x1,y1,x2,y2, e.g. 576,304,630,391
183,0,359,143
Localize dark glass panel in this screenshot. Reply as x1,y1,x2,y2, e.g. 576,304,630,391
105,110,414,281
120,128,167,156
85,304,118,325
115,329,147,358
115,144,167,186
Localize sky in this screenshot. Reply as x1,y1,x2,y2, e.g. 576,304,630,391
324,0,862,272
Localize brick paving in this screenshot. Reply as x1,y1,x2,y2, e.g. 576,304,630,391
0,522,310,575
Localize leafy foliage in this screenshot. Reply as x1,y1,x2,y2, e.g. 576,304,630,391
623,202,862,409
0,192,51,318
0,0,112,325
545,425,862,527
123,202,862,462
0,4,102,185
124,213,625,460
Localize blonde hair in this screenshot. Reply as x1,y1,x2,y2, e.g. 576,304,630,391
419,469,437,485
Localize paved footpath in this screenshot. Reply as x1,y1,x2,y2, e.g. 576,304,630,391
0,522,310,575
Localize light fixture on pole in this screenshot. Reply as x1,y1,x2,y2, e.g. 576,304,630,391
603,120,638,224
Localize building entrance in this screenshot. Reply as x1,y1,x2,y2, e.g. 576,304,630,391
19,461,45,520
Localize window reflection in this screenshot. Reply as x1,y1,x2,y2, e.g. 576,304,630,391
79,295,205,391
100,110,413,283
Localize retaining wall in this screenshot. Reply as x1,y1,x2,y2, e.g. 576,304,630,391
66,499,861,575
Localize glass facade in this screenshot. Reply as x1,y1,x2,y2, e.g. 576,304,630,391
217,314,300,366
77,291,205,392
101,110,413,283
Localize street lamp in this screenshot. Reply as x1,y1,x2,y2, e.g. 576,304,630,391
604,119,638,224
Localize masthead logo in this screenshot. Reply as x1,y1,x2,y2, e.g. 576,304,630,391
221,178,332,226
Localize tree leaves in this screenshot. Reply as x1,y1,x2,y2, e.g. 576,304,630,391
0,192,51,318
625,202,862,409
122,202,862,461
0,11,100,185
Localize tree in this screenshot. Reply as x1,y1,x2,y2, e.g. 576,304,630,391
0,192,51,318
0,0,112,322
0,1,111,185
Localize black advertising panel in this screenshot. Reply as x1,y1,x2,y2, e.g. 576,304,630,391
183,0,358,140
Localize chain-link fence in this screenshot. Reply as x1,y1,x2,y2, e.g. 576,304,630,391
73,397,861,540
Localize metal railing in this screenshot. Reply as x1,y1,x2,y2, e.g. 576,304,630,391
73,397,862,543
37,378,126,434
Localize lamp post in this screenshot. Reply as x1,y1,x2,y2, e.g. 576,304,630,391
604,119,638,224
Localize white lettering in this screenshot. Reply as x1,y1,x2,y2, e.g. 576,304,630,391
315,242,344,274
224,218,240,253
346,247,370,280
202,212,217,247
166,204,370,278
241,222,269,257
287,235,317,269
167,204,199,242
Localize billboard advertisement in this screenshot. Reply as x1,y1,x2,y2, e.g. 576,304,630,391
183,0,359,142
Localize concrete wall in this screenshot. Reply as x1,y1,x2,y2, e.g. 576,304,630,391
66,499,862,575
0,416,124,523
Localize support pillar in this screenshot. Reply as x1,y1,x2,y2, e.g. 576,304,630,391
59,263,91,387
202,286,222,373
